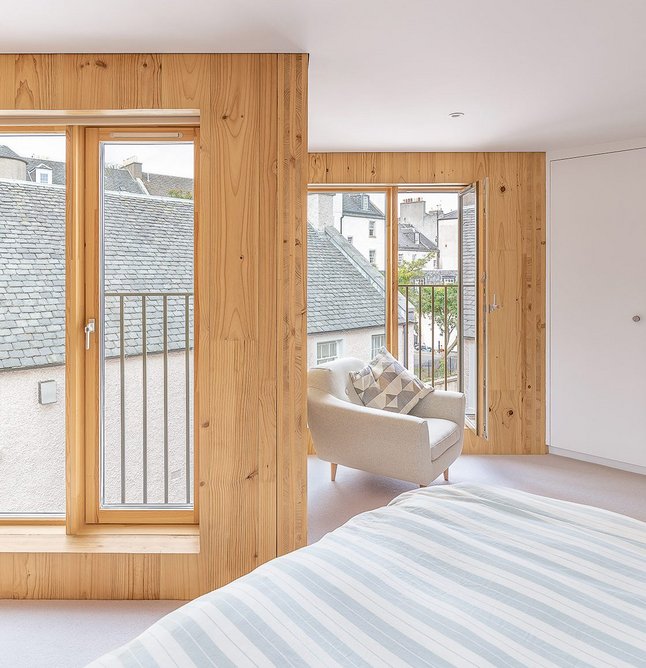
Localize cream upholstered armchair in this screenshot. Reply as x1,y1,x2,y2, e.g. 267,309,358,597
308,357,466,486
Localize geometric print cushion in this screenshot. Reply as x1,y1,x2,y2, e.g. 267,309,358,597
349,347,433,415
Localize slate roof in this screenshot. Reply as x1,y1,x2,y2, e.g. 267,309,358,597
0,145,26,162
141,172,194,198
342,193,385,219
307,224,410,334
439,209,458,220
399,223,438,253
0,179,193,370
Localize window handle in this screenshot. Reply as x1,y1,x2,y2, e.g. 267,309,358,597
84,319,96,350
488,294,501,313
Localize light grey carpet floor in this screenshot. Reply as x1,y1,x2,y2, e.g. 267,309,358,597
1,453,644,666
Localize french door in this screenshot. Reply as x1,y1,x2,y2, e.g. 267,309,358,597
458,182,488,438
84,127,198,524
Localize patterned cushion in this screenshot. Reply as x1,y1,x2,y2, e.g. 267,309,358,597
350,347,433,414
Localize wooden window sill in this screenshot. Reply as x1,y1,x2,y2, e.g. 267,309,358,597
0,525,200,554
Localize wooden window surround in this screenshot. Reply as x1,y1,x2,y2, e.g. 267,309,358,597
0,125,199,543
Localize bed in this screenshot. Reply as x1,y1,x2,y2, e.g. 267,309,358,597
91,484,646,667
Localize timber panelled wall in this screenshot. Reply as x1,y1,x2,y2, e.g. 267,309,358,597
0,54,308,599
309,153,546,456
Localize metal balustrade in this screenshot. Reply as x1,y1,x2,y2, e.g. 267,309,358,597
399,283,459,390
103,291,193,508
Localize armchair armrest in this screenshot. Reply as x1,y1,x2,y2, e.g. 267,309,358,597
410,390,466,429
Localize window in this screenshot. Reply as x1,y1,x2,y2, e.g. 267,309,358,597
94,129,196,522
316,340,340,365
37,168,52,184
369,249,376,264
368,220,376,238
0,133,66,518
361,194,369,210
0,127,198,526
371,333,386,358
347,235,353,245
398,253,403,263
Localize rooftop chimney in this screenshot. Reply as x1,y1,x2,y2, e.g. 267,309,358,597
120,156,143,180
307,192,335,232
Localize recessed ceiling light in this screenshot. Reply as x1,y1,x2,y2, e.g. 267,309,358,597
449,111,464,119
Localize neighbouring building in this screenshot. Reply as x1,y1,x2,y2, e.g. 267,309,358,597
0,146,195,514
307,193,414,369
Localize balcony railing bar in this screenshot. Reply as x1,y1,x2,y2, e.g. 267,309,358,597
184,294,191,504
105,291,193,297
444,285,449,389
399,283,459,388
141,295,148,504
106,290,193,508
163,295,169,505
431,285,435,381
119,295,126,505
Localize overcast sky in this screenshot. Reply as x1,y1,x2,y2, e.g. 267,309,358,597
1,134,194,178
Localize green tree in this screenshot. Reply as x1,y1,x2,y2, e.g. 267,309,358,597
398,254,459,352
168,188,193,200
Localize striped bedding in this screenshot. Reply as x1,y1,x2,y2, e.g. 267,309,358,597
91,484,646,667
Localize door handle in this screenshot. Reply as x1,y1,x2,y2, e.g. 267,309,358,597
84,319,96,350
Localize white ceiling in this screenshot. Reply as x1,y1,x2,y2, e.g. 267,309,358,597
3,0,646,152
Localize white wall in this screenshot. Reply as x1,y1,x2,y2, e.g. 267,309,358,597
307,325,413,369
437,218,458,270
0,351,194,514
548,139,646,472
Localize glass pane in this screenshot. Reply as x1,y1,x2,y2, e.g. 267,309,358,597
460,188,478,425
307,192,387,367
0,134,66,517
100,141,194,509
397,192,459,389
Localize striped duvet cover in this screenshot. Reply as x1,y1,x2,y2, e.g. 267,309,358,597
91,484,646,667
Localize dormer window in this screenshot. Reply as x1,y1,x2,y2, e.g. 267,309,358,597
36,166,52,185
361,194,369,210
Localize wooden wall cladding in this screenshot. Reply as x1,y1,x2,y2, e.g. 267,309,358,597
0,54,308,599
309,152,546,456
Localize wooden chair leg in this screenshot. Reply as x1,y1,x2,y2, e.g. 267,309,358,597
330,463,338,482
443,468,449,482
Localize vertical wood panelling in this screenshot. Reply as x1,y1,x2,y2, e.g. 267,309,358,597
257,55,279,564
308,152,545,456
0,52,308,599
277,54,308,555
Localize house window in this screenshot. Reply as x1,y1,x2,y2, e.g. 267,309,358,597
371,333,386,359
347,235,353,245
368,220,376,238
398,253,403,263
369,249,376,265
361,194,369,210
36,168,52,184
317,340,340,365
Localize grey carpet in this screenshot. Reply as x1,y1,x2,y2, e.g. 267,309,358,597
1,453,643,666
307,453,646,543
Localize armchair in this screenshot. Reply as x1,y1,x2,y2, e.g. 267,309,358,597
308,357,466,486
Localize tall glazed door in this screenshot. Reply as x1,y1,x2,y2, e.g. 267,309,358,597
458,182,488,438
84,127,198,524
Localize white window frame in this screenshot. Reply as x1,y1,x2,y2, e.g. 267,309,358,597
368,220,376,238
369,249,376,265
347,235,353,245
316,339,341,365
371,333,386,359
36,168,52,184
